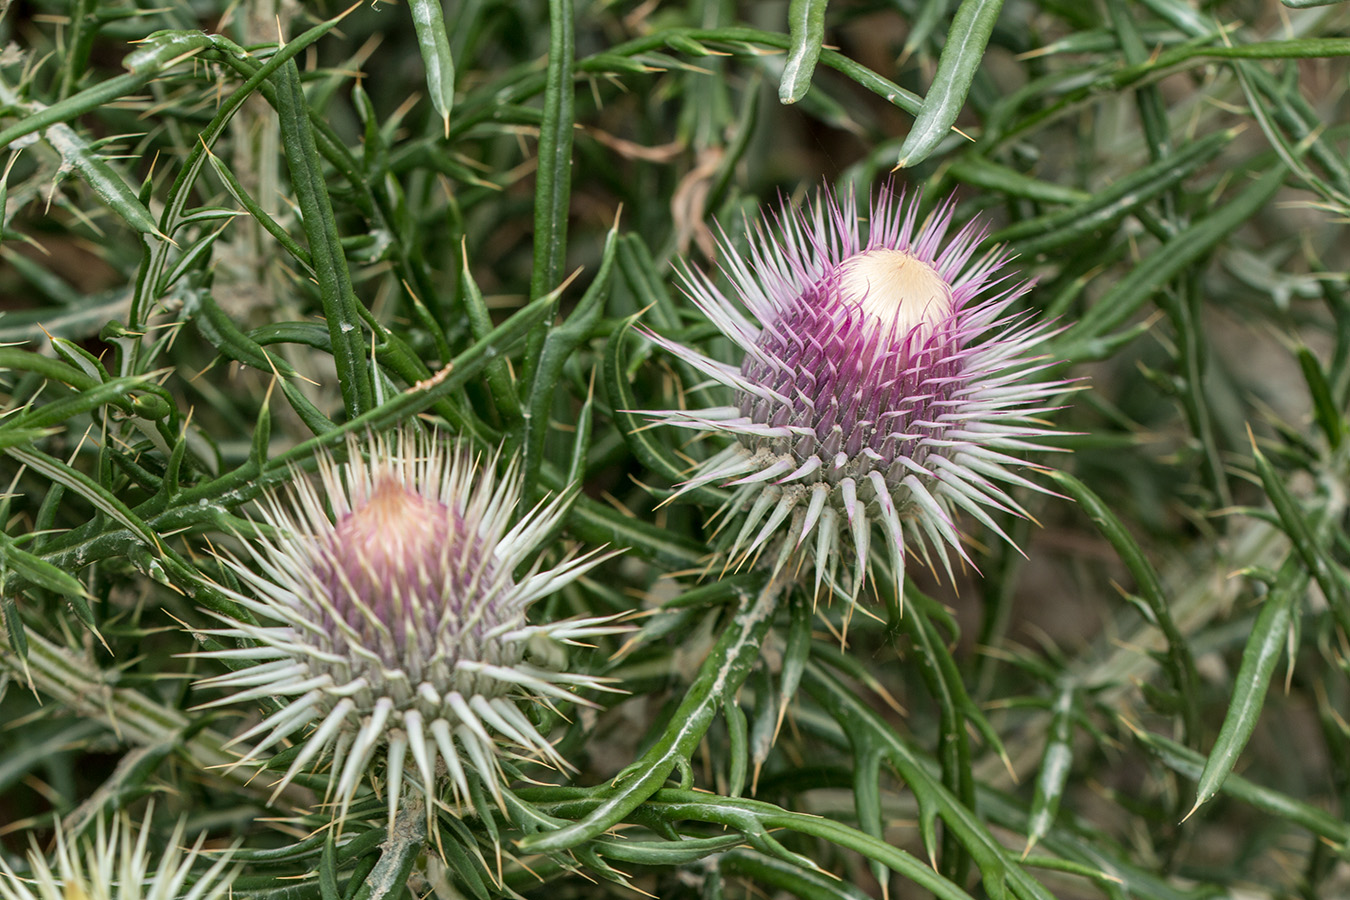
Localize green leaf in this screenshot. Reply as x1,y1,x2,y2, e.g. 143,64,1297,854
1056,163,1286,360
945,156,1088,205
720,849,873,900
1187,572,1299,819
522,218,619,500
603,314,725,507
521,0,578,394
806,664,1058,900
42,122,166,238
273,57,374,419
1297,347,1342,449
779,0,828,104
1251,441,1350,628
0,531,94,617
896,0,1004,167
205,148,314,271
1047,470,1202,743
320,829,341,900
991,128,1235,255
518,582,778,853
1135,727,1350,845
459,243,523,425
409,0,456,136
1025,685,1076,853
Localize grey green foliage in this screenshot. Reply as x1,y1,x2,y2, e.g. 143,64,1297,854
1,1,1349,899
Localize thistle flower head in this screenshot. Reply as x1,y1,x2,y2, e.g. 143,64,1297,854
194,427,621,824
646,185,1069,602
0,811,236,900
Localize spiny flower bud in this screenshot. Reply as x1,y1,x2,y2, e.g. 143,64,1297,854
0,810,237,900
645,186,1069,603
193,427,622,825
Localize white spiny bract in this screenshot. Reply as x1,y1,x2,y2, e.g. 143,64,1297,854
646,186,1068,603
193,428,621,825
0,811,237,900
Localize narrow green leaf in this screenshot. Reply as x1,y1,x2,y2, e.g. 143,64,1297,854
725,698,749,797
251,389,275,468
667,792,977,900
522,219,619,500
894,587,977,880
205,148,314,271
991,128,1235,255
1135,727,1350,845
603,315,724,506
566,377,595,490
273,57,374,419
805,665,1056,900
43,122,166,237
156,223,229,293
721,849,872,900
896,0,1004,167
1,597,27,662
1187,574,1300,817
319,830,341,900
1057,162,1284,362
851,740,890,890
1251,442,1350,628
518,583,778,853
123,28,223,74
521,0,577,393
945,156,1088,205
6,375,155,432
0,428,59,451
779,0,828,104
1047,470,1201,742
776,590,812,732
596,834,745,866
616,233,681,330
6,447,161,551
459,243,523,425
902,0,955,63
1298,347,1342,449
195,292,302,378
1025,685,1075,852
0,532,92,609
409,0,456,136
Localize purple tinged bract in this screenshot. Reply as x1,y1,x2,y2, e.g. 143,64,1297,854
646,185,1071,602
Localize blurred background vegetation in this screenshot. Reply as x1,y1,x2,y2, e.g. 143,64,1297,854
2,1,1350,898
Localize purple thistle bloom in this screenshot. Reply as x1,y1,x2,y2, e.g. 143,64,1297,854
646,185,1070,603
193,428,623,826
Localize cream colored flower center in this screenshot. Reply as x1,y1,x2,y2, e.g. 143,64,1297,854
837,249,953,341
349,475,440,558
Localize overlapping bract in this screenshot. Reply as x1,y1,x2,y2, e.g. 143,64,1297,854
194,428,621,824
0,811,236,900
647,186,1069,601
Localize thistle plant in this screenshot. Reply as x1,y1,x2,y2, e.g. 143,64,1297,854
3,3,1350,900
0,811,237,900
195,427,621,824
646,187,1067,601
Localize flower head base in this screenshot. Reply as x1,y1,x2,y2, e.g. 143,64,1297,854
0,811,237,900
194,428,621,825
646,186,1069,603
